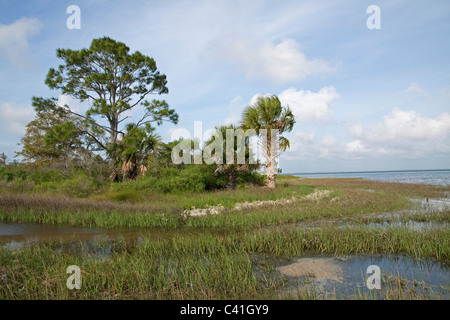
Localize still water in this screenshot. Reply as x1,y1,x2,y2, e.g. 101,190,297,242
292,169,450,186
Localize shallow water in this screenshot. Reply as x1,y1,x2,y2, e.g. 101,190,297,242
293,169,450,186
252,253,449,299
1,221,448,299
0,221,102,237
0,221,227,258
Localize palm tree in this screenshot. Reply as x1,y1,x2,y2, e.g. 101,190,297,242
240,95,295,188
112,123,160,181
205,124,259,189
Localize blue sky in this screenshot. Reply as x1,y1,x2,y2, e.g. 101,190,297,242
1,0,449,173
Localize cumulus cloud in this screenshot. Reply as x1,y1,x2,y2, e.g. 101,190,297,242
283,108,450,162
345,140,370,155
211,34,336,84
223,96,244,125
351,108,450,144
0,102,35,135
0,17,43,68
346,108,450,157
279,86,339,122
246,86,339,123
57,94,86,114
405,82,430,98
283,131,316,160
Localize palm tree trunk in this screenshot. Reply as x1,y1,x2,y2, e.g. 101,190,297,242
266,139,276,188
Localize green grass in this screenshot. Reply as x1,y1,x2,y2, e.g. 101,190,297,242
0,178,429,230
1,225,448,299
1,177,449,299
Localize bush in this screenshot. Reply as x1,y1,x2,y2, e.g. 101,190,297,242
61,174,98,197
0,165,28,182
28,169,64,185
34,172,99,197
236,172,266,187
109,165,230,194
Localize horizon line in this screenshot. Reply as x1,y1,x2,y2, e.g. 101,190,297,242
284,168,450,175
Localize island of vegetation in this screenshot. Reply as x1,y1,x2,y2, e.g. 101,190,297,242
0,38,448,300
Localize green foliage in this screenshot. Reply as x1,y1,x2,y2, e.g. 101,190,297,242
240,94,295,188
236,171,266,187
27,169,65,185
0,164,29,183
33,171,99,197
16,111,66,166
33,36,179,170
110,165,225,194
153,167,207,193
204,124,260,189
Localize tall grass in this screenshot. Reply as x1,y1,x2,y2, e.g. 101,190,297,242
1,224,447,299
1,177,448,300
0,179,423,230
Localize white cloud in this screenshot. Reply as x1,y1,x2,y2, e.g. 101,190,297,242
243,86,339,127
283,131,317,160
0,18,43,68
345,140,370,155
346,108,450,157
0,102,35,135
352,108,450,144
283,108,450,162
278,86,339,122
211,35,336,84
57,94,85,114
223,96,244,125
405,82,430,98
319,135,342,158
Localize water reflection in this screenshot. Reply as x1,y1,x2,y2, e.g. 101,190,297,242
252,253,450,299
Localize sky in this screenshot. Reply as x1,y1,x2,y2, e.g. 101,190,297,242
0,0,449,173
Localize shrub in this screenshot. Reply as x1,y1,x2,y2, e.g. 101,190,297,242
0,166,28,182
34,172,99,197
28,169,64,185
236,172,266,187
61,174,98,197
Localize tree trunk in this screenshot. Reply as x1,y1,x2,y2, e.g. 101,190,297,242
122,160,137,181
226,169,236,189
266,139,276,188
109,167,120,182
108,113,120,182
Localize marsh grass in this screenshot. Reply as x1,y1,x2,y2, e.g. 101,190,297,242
1,177,449,299
1,223,448,299
290,177,450,198
0,178,447,232
2,177,448,230
0,193,186,228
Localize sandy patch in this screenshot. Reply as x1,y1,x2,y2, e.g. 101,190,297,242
303,189,331,201
188,205,225,217
233,197,297,211
185,189,331,217
277,258,343,282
